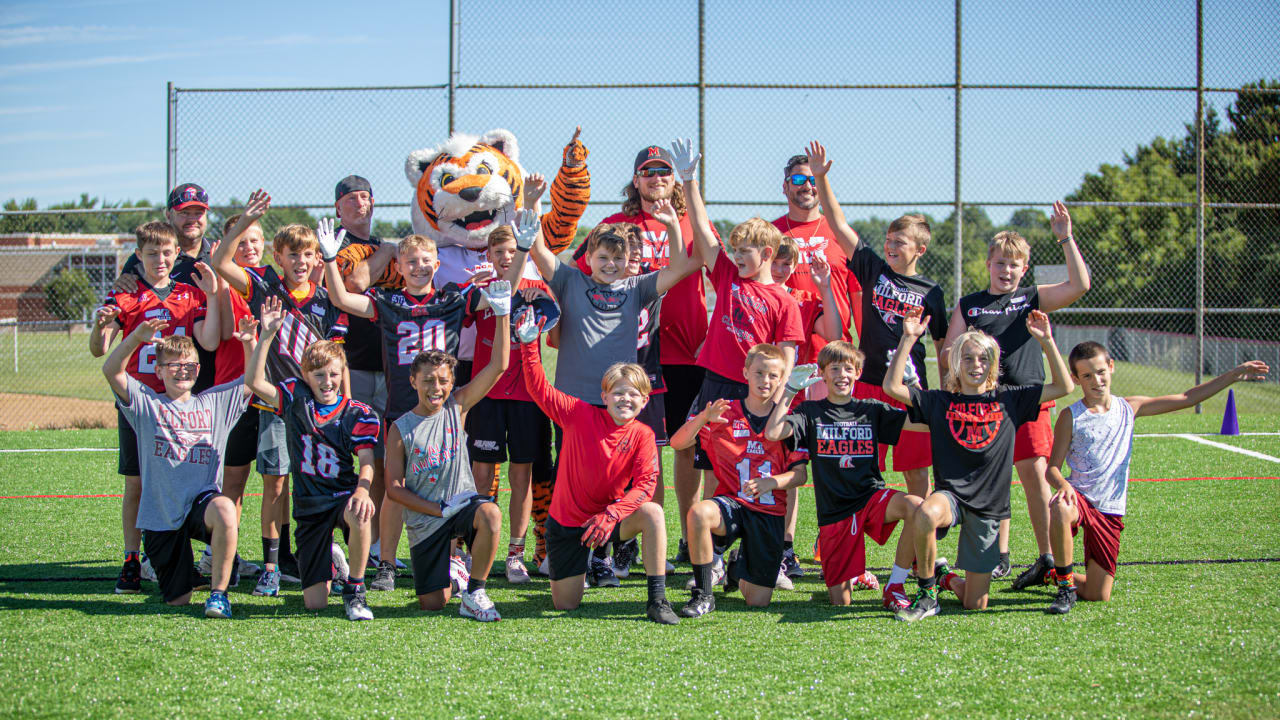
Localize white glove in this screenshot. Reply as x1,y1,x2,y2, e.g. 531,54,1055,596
483,280,512,317
669,137,701,181
515,306,540,344
887,349,920,386
513,209,539,252
440,490,479,519
315,217,345,262
786,364,822,394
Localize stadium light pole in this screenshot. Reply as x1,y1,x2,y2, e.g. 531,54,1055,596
952,0,963,304
1194,0,1205,413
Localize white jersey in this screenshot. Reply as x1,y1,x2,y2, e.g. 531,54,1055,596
1064,396,1135,515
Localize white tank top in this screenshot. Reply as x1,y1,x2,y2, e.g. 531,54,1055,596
1064,396,1134,515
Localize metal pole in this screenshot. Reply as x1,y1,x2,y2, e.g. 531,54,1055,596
697,0,706,191
952,0,963,303
1194,0,1205,413
166,81,177,191
448,0,460,135
11,321,16,374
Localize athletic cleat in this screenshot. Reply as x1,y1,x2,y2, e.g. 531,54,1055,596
370,561,396,592
459,588,501,622
204,591,232,619
197,547,214,576
1047,582,1077,615
897,587,940,622
685,554,727,591
812,539,822,564
882,582,911,610
139,554,157,582
613,538,639,579
852,571,881,591
449,555,470,594
934,557,957,593
115,558,141,594
458,550,473,573
505,555,531,584
329,543,349,595
680,590,716,618
253,569,281,597
588,557,620,588
1012,554,1055,591
647,598,681,625
775,564,794,591
991,555,1012,580
673,538,691,564
277,554,301,584
782,548,804,579
343,590,374,621
665,559,676,574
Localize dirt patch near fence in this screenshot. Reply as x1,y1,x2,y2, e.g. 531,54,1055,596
0,393,116,430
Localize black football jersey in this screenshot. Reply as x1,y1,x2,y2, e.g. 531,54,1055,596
244,266,348,396
275,379,380,518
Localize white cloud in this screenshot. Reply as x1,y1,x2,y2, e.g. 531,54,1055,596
0,161,158,183
0,52,191,77
0,25,157,48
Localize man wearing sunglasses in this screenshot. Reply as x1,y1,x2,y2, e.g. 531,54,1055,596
116,183,215,289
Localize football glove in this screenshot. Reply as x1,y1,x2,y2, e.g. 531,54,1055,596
669,137,701,181
483,280,513,317
440,490,479,519
580,509,620,548
513,209,539,252
315,217,345,262
887,349,920,386
515,306,542,344
786,363,822,394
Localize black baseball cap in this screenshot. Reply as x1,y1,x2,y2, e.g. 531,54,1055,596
335,175,373,203
633,146,674,171
167,183,208,211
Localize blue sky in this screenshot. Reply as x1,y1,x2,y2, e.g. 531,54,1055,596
1,0,1276,228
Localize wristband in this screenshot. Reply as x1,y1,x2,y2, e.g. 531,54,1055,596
1058,235,1074,246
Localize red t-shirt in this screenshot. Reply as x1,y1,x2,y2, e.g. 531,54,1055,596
696,253,805,383
213,289,254,385
772,215,863,344
471,277,549,403
789,287,824,365
599,210,718,366
103,282,207,394
699,399,808,516
521,342,658,528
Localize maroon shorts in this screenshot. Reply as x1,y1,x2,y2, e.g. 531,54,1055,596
817,488,900,587
1013,401,1055,462
853,381,931,472
1070,493,1125,577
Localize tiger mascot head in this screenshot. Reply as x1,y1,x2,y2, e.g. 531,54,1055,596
405,129,525,250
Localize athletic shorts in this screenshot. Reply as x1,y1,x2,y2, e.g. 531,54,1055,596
256,411,290,477
712,496,785,589
116,405,140,476
1071,493,1125,578
142,490,217,602
545,515,625,582
466,397,552,464
661,363,705,443
408,497,489,595
853,380,932,472
932,490,1002,574
294,503,349,588
1013,401,1055,462
224,405,259,468
817,488,900,587
455,360,473,385
691,370,750,470
637,392,668,447
349,370,387,458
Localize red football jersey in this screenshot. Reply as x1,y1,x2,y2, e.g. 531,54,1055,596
788,287,824,365
699,399,808,516
472,277,549,403
696,255,805,383
213,288,254,385
772,215,863,344
103,282,207,393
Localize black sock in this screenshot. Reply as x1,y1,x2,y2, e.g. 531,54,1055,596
592,545,609,560
646,574,666,603
344,575,365,594
262,537,279,566
693,562,713,592
783,540,794,553
999,551,1010,564
711,540,728,557
467,577,487,593
280,524,292,558
918,574,938,590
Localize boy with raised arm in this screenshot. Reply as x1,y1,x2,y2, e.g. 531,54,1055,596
1042,343,1267,614
886,310,1073,621
805,141,947,500
103,321,250,617
943,201,1091,584
383,281,512,621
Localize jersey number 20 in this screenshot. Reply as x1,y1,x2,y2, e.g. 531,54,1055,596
396,319,447,364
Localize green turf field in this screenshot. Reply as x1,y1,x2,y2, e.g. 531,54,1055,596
0,414,1278,719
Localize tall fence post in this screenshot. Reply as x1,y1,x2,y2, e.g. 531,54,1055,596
166,81,177,191
697,0,706,191
448,0,460,135
952,0,963,303
1194,0,1205,413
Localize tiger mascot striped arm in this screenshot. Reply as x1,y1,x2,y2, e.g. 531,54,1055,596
541,127,589,255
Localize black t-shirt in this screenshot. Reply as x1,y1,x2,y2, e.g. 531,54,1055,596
847,246,946,387
635,262,665,392
958,286,1043,385
337,233,384,373
274,380,380,518
907,384,1041,519
786,398,907,524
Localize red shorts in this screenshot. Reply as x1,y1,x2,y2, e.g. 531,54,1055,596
817,488,900,587
1070,493,1125,578
1013,401,1055,462
853,380,931,472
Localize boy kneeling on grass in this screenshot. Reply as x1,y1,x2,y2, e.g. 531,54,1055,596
104,321,252,618
1039,342,1268,615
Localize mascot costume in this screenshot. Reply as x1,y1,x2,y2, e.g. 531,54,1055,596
405,126,589,567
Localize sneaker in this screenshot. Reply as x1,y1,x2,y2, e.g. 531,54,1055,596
812,539,822,564
277,554,301,584
646,598,681,625
449,554,470,594
896,587,940,622
775,564,795,591
343,590,374,621
852,571,881,591
613,538,639,579
782,548,804,578
459,588,501,622
115,558,141,594
1012,554,1055,591
204,591,233,619
197,547,214,576
459,550,473,573
505,555,531,584
139,554,157,582
588,557,620,588
684,554,726,591
1047,581,1077,615
991,554,1012,580
253,569,281,597
665,559,676,574
370,561,396,592
673,538,691,564
330,543,349,595
236,555,262,578
882,582,911,610
934,557,955,593
680,590,716,618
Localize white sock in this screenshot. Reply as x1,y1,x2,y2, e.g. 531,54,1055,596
889,564,910,585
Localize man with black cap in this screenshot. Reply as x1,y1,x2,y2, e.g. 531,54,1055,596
115,182,214,288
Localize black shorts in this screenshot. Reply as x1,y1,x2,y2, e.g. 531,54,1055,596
224,406,259,468
661,363,705,440
713,496,785,589
637,392,668,447
465,397,552,464
142,490,217,602
408,497,489,595
691,371,750,470
545,515,624,581
456,360,473,385
294,504,349,588
117,405,140,476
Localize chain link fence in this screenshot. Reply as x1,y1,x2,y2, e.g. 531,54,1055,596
1,0,1277,428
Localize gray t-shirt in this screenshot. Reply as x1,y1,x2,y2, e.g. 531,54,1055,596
395,398,478,546
547,261,662,402
119,377,250,531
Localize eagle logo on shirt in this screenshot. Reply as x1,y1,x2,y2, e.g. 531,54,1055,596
945,401,1003,450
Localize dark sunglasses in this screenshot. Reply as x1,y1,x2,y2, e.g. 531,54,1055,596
787,173,816,187
637,167,673,178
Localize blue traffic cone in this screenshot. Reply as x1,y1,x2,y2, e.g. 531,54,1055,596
1219,389,1240,436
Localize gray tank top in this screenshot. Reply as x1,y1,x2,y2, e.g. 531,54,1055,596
394,398,476,546
1064,396,1134,515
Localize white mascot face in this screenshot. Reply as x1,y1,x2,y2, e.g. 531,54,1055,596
405,129,525,251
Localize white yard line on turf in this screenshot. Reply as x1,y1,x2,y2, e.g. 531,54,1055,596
1165,434,1280,464
0,447,116,453
1135,432,1280,438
